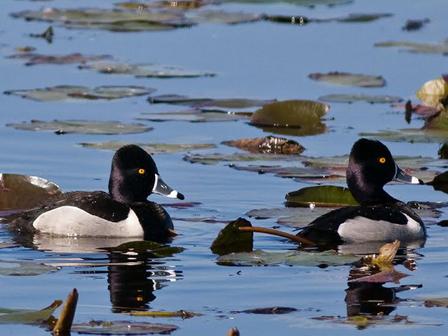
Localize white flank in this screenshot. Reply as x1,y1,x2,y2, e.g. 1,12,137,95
337,214,425,242
33,206,144,237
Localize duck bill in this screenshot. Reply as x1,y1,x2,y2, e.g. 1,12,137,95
394,165,423,184
152,174,185,200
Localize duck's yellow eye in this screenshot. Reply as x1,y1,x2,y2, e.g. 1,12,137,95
138,168,145,175
378,157,386,164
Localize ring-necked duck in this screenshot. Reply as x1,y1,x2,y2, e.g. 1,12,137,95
4,145,184,242
298,138,426,245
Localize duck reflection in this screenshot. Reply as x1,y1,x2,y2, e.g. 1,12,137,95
11,233,183,313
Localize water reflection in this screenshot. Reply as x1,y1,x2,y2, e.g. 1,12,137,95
12,233,183,313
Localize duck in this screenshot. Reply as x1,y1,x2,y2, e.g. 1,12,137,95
3,145,184,242
297,138,426,245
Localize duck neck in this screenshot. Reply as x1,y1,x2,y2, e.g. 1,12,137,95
349,184,399,206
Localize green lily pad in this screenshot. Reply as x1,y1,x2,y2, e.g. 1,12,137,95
374,40,448,55
217,249,359,267
318,94,402,104
360,128,448,144
8,52,111,66
12,8,194,32
285,186,358,207
250,100,329,135
80,141,215,154
148,94,273,109
138,109,250,122
0,260,58,276
308,72,386,87
0,300,62,324
72,320,178,335
183,153,298,165
0,174,61,211
79,61,215,78
7,120,152,135
191,10,262,25
210,218,253,256
222,136,305,154
4,85,154,101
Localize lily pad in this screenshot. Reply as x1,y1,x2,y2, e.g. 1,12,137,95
246,207,331,228
308,72,386,87
217,249,359,267
428,171,448,194
80,141,215,154
360,129,448,144
103,240,185,257
0,174,61,211
349,269,409,284
285,186,358,207
424,298,448,308
7,120,152,135
191,10,262,25
72,320,178,335
0,300,61,324
138,109,250,123
318,94,402,104
374,40,448,55
12,8,194,32
8,52,111,66
148,94,273,109
183,153,298,165
79,61,215,78
311,13,392,24
230,164,333,180
223,0,353,7
222,136,305,154
4,85,154,101
0,260,58,276
233,307,298,314
210,218,253,256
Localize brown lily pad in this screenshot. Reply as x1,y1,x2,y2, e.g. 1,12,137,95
222,136,305,154
232,307,298,314
138,109,250,123
309,72,386,87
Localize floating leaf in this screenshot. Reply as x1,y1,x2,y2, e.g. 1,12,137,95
349,269,408,284
7,120,152,135
183,153,298,165
148,94,273,109
232,307,297,314
191,10,262,25
360,128,448,144
402,18,430,31
8,52,111,66
72,320,178,335
138,109,250,122
80,141,215,154
230,164,333,180
79,61,215,78
130,310,201,318
285,186,358,207
12,8,194,32
0,260,58,276
311,13,392,24
223,0,353,7
424,298,448,308
428,170,448,194
309,72,386,87
0,174,61,211
217,249,359,267
374,40,448,55
222,136,304,154
104,240,184,257
318,94,402,104
4,85,154,101
210,218,253,256
0,300,62,324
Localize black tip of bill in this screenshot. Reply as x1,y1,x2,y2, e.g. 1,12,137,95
177,192,185,200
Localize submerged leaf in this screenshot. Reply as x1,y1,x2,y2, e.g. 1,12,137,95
4,85,154,101
0,260,58,276
319,93,402,104
285,186,358,207
80,141,215,154
218,249,359,267
7,120,152,135
80,61,215,78
222,136,305,154
71,320,178,335
0,300,62,324
211,218,253,256
0,174,61,211
309,72,386,87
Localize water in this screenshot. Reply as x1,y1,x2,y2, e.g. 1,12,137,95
0,0,448,335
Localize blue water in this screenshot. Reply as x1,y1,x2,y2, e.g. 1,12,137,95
1,0,448,335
